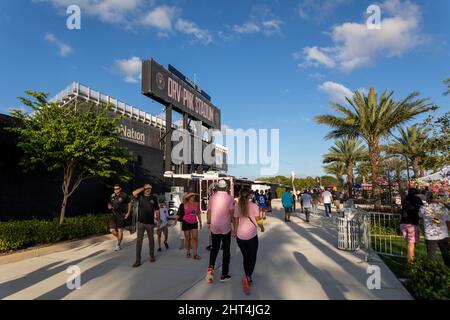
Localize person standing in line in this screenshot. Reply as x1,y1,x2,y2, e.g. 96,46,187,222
205,180,235,283
257,190,268,220
233,188,265,295
419,194,450,266
282,190,294,222
400,188,423,263
132,184,160,267
108,184,131,251
182,192,202,260
157,201,169,252
321,188,333,217
301,191,313,223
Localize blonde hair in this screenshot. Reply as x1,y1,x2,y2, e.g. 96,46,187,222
238,188,252,218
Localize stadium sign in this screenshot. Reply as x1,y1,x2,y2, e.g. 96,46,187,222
142,59,221,129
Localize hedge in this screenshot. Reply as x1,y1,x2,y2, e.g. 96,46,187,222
406,257,450,300
0,214,110,252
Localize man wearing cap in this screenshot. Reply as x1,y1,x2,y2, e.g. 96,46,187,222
132,184,160,267
206,180,235,283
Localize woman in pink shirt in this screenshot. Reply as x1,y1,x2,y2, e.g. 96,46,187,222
233,188,265,295
182,193,202,260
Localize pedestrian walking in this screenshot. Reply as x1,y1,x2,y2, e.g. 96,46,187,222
282,190,293,222
182,192,202,260
257,190,268,220
301,191,313,223
266,189,273,212
312,189,320,215
157,201,169,252
233,188,265,295
205,180,235,283
108,184,131,252
132,184,160,267
321,188,333,217
419,194,450,266
400,188,423,263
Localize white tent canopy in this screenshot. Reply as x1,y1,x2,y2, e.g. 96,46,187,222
417,165,450,182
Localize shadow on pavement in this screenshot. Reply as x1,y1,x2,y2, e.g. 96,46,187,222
0,250,105,299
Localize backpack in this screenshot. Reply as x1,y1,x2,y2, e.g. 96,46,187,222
177,203,185,222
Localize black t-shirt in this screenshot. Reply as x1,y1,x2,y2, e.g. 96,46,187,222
401,195,423,225
137,194,159,224
110,192,130,216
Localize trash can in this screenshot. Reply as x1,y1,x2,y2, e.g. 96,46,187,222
337,216,360,251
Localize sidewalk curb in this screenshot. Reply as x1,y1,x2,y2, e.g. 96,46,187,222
0,233,119,265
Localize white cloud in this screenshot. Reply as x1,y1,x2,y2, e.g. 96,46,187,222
141,5,179,31
232,23,260,34
232,5,283,37
175,19,212,45
296,0,425,71
300,46,336,68
318,81,354,103
113,56,142,83
44,33,74,57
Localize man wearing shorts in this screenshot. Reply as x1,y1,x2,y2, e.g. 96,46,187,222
257,190,268,220
108,184,131,251
282,190,293,222
400,188,423,262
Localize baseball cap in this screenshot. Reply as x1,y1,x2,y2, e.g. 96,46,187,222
217,180,227,189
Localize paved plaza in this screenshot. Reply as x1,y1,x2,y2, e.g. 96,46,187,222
0,203,411,300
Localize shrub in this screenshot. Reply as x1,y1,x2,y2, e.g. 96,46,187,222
406,256,450,300
0,214,110,252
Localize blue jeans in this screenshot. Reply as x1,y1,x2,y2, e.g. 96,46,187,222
324,203,332,216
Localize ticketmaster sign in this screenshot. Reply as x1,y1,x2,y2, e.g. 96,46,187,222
141,59,221,129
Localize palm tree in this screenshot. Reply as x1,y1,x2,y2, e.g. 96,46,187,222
383,156,407,195
444,78,450,96
316,88,433,209
389,125,430,178
355,160,371,183
323,138,366,198
323,162,345,190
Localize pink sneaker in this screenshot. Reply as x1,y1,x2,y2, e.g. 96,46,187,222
206,266,214,284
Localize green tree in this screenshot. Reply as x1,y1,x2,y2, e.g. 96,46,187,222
323,138,366,198
323,162,345,190
389,125,430,178
420,111,449,169
8,91,132,225
315,88,433,209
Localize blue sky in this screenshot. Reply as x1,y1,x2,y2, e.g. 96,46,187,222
1,0,449,179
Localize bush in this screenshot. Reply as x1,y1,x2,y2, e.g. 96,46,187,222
406,256,450,300
0,214,110,252
276,187,286,199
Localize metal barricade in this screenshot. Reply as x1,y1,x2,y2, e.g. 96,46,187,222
336,203,371,262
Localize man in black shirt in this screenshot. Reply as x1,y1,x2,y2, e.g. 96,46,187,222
108,184,131,251
132,184,160,267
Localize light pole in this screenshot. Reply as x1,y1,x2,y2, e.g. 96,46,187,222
404,155,410,190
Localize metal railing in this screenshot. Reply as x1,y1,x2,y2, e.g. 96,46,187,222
368,211,405,258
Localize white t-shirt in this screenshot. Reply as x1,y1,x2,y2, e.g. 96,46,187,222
419,203,450,240
159,208,169,228
322,191,332,204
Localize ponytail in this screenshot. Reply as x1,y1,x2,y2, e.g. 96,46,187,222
238,188,251,218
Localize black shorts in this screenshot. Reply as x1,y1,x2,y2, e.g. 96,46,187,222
182,221,198,231
109,214,125,230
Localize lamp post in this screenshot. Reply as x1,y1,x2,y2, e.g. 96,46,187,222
404,155,411,190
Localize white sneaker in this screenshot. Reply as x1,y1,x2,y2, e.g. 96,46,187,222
114,245,121,251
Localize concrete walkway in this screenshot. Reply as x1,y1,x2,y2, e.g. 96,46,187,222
0,204,411,300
